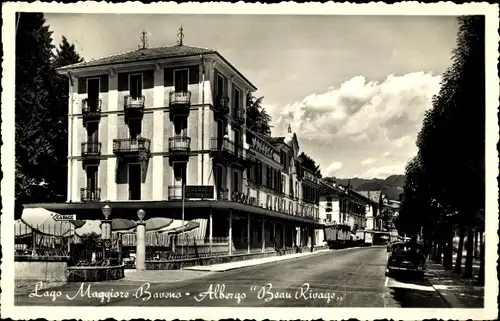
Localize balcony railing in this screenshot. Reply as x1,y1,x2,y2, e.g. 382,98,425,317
82,98,102,117
215,95,230,115
81,188,101,202
168,136,191,153
236,184,319,222
168,185,183,200
169,91,191,108
233,108,245,124
210,138,244,159
124,95,145,112
113,138,151,155
81,142,102,157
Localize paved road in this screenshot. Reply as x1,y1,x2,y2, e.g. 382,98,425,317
15,247,448,307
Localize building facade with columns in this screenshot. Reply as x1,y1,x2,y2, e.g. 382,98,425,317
26,43,322,254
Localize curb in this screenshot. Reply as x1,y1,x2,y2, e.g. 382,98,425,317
183,248,332,272
182,246,376,272
428,279,467,308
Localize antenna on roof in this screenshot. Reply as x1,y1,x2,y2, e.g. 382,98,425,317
140,30,148,49
177,26,184,46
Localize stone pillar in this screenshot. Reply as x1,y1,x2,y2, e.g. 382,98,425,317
228,210,233,255
136,221,146,271
101,220,112,240
261,216,265,253
100,219,112,260
247,213,251,254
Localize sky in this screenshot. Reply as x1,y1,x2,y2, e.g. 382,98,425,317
45,14,459,179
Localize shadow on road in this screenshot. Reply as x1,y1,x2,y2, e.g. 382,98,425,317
386,273,448,308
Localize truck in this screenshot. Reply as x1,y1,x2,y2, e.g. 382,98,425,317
355,230,373,246
324,223,351,249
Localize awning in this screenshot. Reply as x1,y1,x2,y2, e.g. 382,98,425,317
21,207,81,236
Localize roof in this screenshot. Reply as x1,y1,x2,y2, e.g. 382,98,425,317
357,190,382,203
58,44,257,90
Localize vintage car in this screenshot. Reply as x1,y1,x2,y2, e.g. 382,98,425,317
386,242,427,277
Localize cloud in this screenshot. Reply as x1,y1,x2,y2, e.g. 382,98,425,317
325,162,343,176
361,158,376,166
267,71,441,177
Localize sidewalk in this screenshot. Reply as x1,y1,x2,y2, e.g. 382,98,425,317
183,248,331,272
122,249,331,282
426,260,484,308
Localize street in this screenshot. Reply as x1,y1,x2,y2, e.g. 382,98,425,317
15,247,448,307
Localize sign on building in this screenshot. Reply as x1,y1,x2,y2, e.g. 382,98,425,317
184,185,214,199
53,214,76,221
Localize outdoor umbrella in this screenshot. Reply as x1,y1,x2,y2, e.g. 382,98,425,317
156,219,184,233
75,220,102,237
167,221,200,235
145,217,174,232
21,207,79,236
111,218,137,232
15,219,32,237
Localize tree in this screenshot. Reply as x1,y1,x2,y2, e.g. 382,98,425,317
246,94,272,136
53,35,84,68
298,152,321,177
49,36,84,203
409,16,485,276
15,13,83,218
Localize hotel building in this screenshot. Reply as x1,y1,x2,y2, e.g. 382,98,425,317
27,42,323,253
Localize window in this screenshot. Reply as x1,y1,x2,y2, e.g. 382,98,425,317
232,170,240,193
281,173,285,194
87,78,100,111
129,74,143,99
233,87,241,112
86,165,98,190
128,163,141,200
86,121,99,143
174,69,189,92
216,73,227,97
173,115,188,136
215,164,223,189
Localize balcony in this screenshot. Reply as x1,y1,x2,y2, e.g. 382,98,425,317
169,91,191,114
81,142,102,158
113,138,151,159
210,137,251,168
124,95,145,119
80,188,101,202
233,108,245,125
81,98,102,122
214,95,230,117
168,136,191,165
168,185,183,200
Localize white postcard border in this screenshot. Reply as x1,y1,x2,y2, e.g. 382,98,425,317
1,2,499,320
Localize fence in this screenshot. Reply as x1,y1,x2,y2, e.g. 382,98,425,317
14,222,75,257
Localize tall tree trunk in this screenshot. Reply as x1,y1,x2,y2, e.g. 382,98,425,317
473,230,480,260
453,225,465,274
477,232,484,285
435,230,442,264
443,227,453,270
463,226,475,278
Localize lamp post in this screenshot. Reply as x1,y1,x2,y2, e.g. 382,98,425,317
101,205,112,261
136,209,146,271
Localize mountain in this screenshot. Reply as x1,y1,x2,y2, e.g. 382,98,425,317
326,175,405,201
